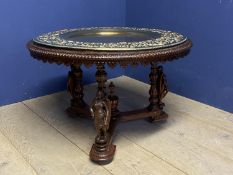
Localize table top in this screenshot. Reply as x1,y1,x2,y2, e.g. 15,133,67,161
33,27,187,51
27,27,192,68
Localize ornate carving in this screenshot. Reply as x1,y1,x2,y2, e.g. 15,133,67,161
107,82,120,138
95,64,107,94
67,65,85,106
108,82,119,116
148,62,159,111
27,39,192,68
89,64,116,163
147,63,168,122
33,27,187,51
66,65,88,117
157,66,168,109
90,90,111,143
26,30,193,164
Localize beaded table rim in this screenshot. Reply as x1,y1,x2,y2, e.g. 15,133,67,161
27,39,192,68
33,27,187,51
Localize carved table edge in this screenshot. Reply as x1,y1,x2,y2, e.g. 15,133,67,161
26,40,192,68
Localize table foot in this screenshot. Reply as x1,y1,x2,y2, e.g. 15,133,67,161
90,134,116,163
148,110,168,122
66,105,91,118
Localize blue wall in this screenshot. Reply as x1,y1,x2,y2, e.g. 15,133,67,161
126,0,233,113
0,0,125,106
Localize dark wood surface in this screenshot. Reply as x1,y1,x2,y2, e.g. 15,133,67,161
27,39,192,164
27,40,192,68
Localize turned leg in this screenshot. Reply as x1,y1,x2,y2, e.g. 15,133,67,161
66,64,89,117
89,64,116,163
108,82,120,140
147,62,168,122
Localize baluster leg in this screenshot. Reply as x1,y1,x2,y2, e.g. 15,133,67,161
89,64,116,163
147,62,168,122
66,64,89,117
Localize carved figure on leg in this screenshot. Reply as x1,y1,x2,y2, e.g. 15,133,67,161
90,90,111,144
66,65,89,117
89,64,116,163
148,63,168,122
157,66,168,109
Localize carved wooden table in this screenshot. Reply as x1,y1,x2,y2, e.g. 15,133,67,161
27,27,192,164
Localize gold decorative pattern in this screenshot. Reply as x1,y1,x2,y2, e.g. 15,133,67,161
33,27,187,51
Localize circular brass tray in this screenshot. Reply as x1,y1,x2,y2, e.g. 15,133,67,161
33,27,187,51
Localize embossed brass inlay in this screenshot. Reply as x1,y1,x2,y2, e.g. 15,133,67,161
97,31,121,36
33,27,187,51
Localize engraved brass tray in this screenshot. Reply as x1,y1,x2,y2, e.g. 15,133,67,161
33,27,187,51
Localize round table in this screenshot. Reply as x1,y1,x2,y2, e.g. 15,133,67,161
27,27,192,164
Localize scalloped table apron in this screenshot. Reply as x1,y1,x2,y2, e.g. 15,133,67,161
27,27,192,164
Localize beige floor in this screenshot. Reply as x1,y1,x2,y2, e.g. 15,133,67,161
0,76,233,175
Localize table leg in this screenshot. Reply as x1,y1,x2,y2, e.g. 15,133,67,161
108,82,120,144
66,65,89,117
147,62,168,122
89,64,116,163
